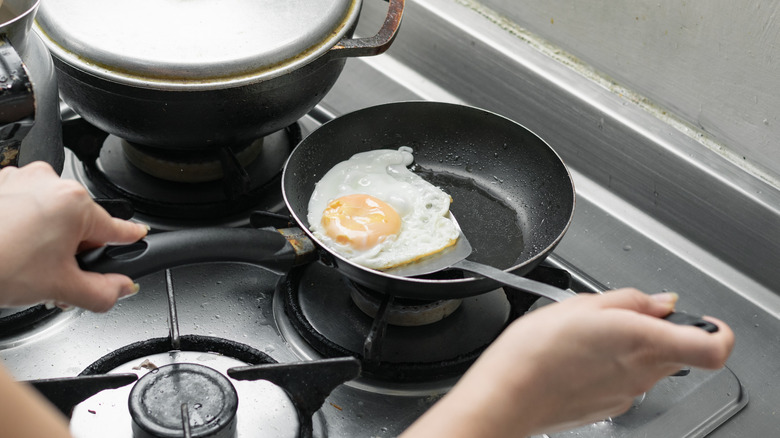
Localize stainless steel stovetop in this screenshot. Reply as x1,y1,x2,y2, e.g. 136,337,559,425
0,117,748,437
0,253,749,438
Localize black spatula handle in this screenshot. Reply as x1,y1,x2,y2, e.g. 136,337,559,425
662,311,719,333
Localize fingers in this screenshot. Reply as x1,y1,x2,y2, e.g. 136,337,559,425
656,315,735,369
571,289,734,370
58,270,139,313
17,162,147,248
83,203,148,247
589,288,679,318
77,198,148,251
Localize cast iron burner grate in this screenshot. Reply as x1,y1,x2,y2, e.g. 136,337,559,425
61,115,299,221
26,269,361,438
279,261,572,383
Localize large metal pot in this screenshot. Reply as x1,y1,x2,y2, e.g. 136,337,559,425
0,0,63,172
33,0,404,151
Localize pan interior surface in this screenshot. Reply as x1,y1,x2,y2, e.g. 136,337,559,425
283,101,574,282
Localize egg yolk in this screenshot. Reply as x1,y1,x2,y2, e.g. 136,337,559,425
320,194,401,251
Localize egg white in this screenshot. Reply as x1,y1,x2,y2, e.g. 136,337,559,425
307,147,459,270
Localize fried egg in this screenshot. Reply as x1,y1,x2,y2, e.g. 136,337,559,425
307,146,459,270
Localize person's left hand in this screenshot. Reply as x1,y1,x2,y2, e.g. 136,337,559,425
0,162,148,312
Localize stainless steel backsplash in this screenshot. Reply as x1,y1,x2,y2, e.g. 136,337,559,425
349,0,780,295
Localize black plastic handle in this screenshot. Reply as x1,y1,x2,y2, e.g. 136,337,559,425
77,227,315,279
663,311,718,333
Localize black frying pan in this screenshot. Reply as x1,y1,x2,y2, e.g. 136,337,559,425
79,101,574,301
281,101,575,299
78,102,718,331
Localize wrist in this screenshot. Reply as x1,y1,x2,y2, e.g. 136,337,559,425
403,360,541,438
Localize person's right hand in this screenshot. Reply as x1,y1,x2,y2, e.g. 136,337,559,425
0,162,148,312
401,288,735,437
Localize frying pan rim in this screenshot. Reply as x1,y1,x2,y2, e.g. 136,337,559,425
281,100,576,286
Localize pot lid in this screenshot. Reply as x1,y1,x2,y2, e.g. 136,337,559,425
34,0,360,87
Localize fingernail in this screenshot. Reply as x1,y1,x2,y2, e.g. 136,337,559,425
43,300,56,310
56,302,75,312
119,282,140,299
652,292,679,308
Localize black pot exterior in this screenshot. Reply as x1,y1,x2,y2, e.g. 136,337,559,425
39,0,404,152
53,54,348,151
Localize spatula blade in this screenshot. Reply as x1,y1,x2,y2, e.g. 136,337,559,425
382,212,472,277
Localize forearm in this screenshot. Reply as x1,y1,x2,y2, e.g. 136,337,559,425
401,362,539,438
0,364,72,438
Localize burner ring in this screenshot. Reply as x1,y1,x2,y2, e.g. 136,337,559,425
122,139,265,183
279,263,512,383
79,335,276,376
0,304,60,337
349,287,462,327
129,363,238,438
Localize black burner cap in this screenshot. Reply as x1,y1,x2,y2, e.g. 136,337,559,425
128,363,238,438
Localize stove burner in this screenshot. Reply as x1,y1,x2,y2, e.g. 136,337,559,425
122,140,265,183
129,363,238,438
63,116,299,222
279,262,511,382
80,335,276,376
0,304,60,337
349,287,462,327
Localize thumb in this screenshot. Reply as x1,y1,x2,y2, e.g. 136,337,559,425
592,288,679,318
59,270,139,312
79,204,149,251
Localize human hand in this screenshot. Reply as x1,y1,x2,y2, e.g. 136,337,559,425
401,288,734,438
0,162,148,312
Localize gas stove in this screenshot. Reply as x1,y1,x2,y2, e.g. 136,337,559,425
3,0,779,436
0,105,748,437
0,225,748,438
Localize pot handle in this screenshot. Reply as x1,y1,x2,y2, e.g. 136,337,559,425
77,227,317,279
0,35,35,169
329,0,405,59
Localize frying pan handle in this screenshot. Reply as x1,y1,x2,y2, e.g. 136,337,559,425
451,259,718,333
77,227,316,279
329,0,404,59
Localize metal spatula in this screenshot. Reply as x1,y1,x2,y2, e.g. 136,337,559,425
383,213,578,303
383,213,720,334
